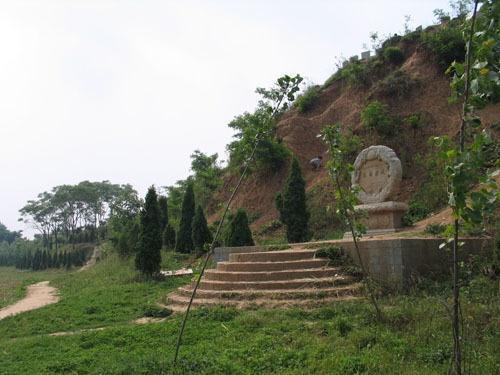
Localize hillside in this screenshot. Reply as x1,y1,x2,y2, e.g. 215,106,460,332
211,35,500,239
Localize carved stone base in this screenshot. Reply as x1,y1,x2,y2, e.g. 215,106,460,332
355,201,408,231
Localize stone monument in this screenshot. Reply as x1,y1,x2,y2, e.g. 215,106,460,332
351,145,408,233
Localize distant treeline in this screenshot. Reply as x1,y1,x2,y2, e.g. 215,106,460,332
0,246,91,270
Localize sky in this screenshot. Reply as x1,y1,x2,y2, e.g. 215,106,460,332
0,0,453,236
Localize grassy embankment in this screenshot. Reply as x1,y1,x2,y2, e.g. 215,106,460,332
0,245,498,374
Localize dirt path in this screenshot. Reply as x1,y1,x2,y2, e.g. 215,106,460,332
78,245,100,272
0,281,59,320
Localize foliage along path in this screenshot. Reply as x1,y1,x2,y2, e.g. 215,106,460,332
0,245,101,321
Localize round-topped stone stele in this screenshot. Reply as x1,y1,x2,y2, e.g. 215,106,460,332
352,145,402,204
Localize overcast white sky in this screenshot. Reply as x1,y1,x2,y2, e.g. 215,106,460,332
0,0,453,236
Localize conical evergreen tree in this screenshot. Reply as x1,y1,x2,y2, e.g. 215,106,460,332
175,183,195,253
227,209,254,246
158,195,169,232
275,157,310,243
135,186,162,276
163,224,176,249
192,205,212,252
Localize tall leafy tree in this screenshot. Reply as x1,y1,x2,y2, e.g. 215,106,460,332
135,186,162,276
175,183,195,253
275,158,310,243
192,205,212,252
227,209,254,247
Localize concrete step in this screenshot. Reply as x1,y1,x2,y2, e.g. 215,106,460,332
217,258,329,272
197,275,354,290
174,283,363,300
166,293,362,312
204,267,340,282
229,249,317,263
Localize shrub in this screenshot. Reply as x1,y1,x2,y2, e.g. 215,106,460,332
424,223,447,235
192,205,212,252
361,101,394,136
402,201,431,226
227,209,254,247
404,113,422,129
383,46,405,64
381,33,402,49
340,61,371,86
275,158,310,243
422,26,465,69
295,85,321,113
372,70,420,98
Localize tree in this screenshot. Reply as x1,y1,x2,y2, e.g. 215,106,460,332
275,158,310,243
438,2,498,373
158,196,169,232
190,150,223,208
175,183,196,253
320,124,382,321
192,205,212,252
163,224,176,249
227,209,254,247
0,222,22,244
135,186,162,276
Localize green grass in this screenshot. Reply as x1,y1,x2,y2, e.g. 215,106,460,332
0,267,66,309
0,250,189,338
0,246,498,374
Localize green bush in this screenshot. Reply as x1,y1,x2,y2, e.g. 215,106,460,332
402,200,431,226
227,109,290,172
295,85,321,113
372,70,419,98
340,61,371,87
404,113,422,129
361,101,394,136
275,158,310,243
422,26,465,69
383,46,405,64
227,209,254,247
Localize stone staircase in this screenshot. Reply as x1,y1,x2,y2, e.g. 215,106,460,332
166,248,363,312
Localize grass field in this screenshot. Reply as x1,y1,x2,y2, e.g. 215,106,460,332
0,246,498,374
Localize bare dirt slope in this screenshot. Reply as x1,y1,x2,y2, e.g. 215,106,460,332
211,40,500,231
0,281,59,320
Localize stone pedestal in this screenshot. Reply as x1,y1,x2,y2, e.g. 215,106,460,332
355,201,408,233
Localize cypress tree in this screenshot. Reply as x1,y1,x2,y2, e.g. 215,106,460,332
158,195,169,232
227,209,254,247
163,224,176,249
275,157,310,243
175,183,195,253
135,186,162,276
192,205,212,252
